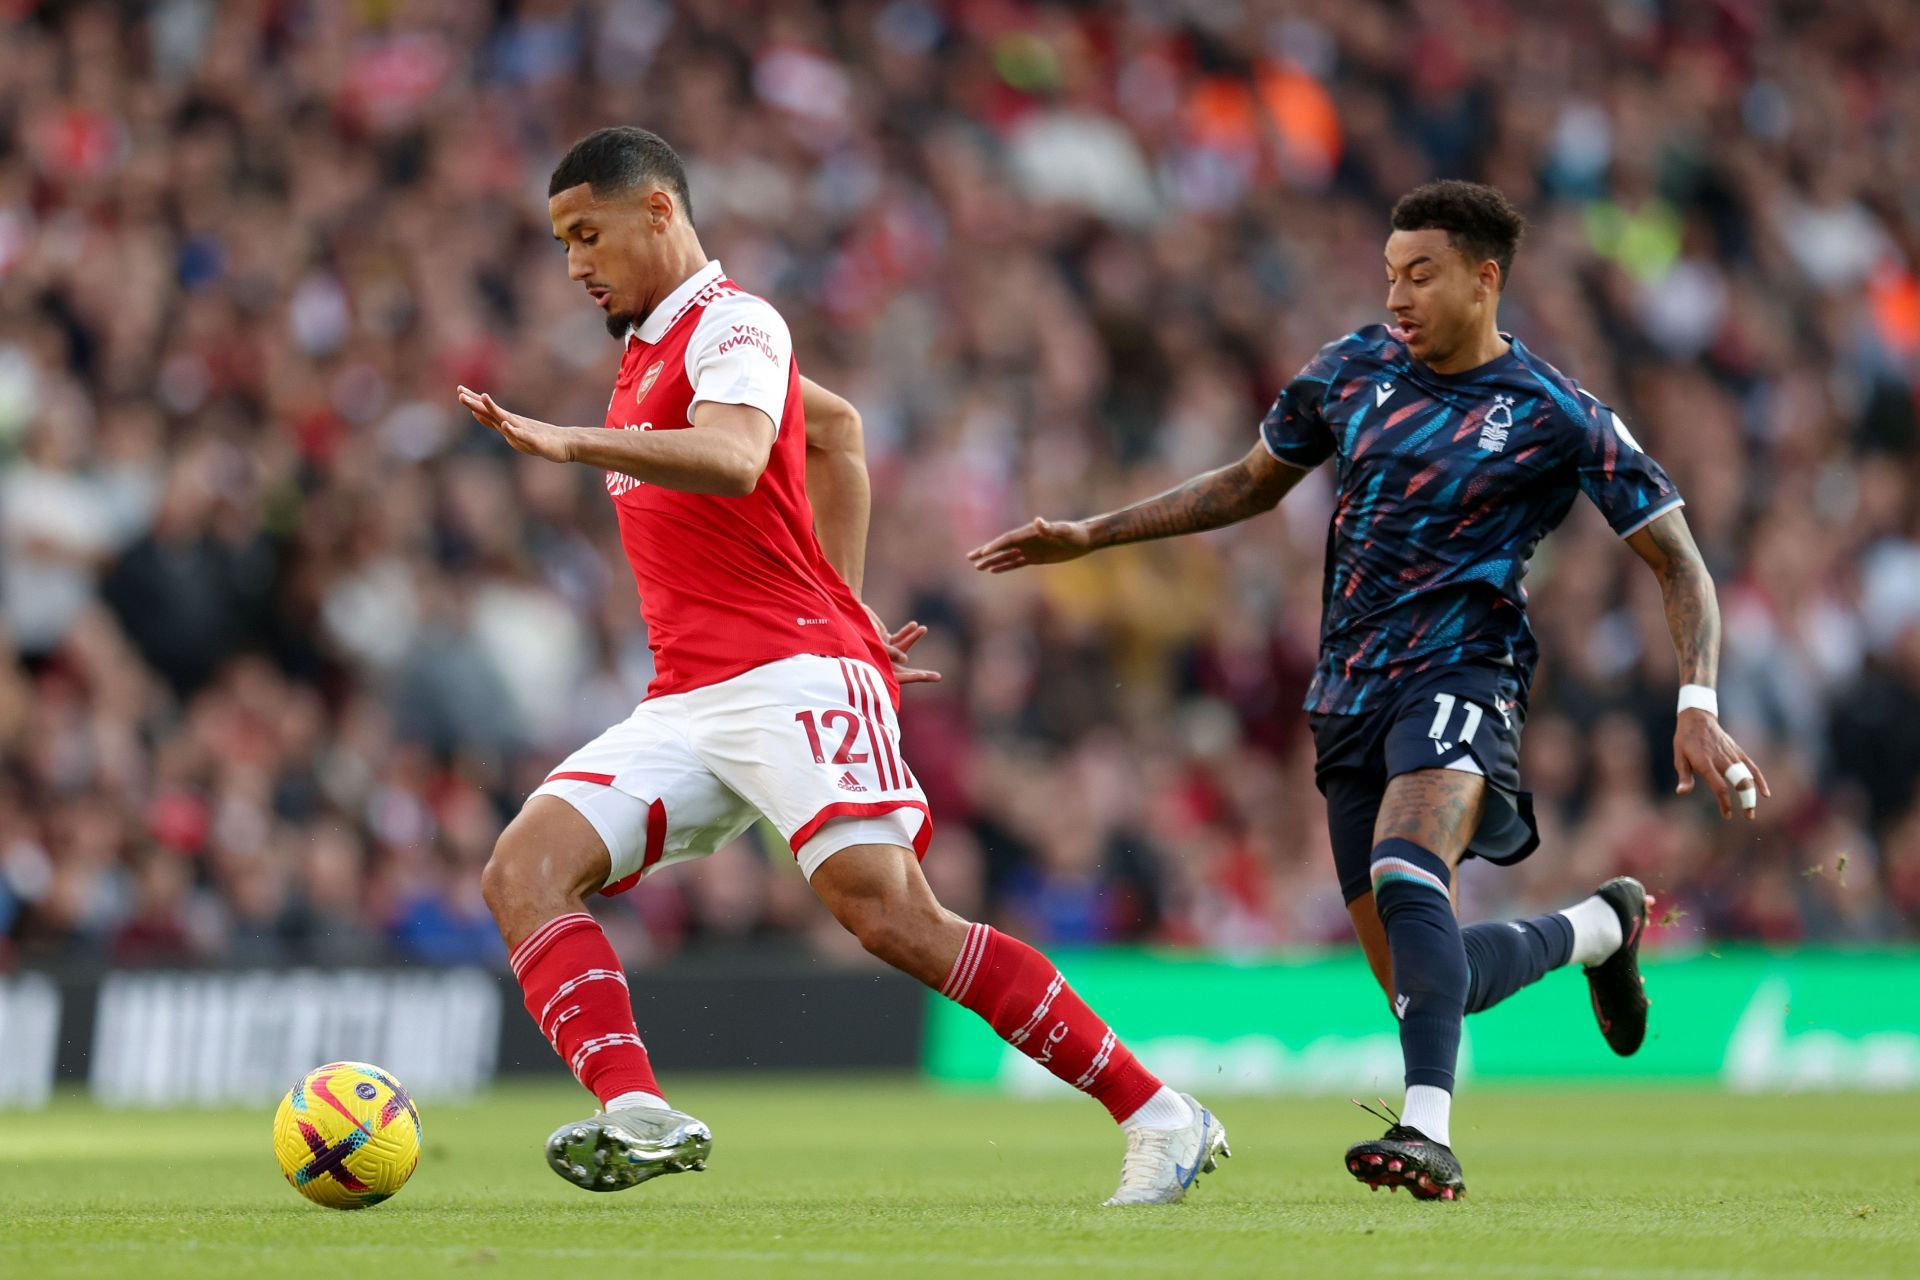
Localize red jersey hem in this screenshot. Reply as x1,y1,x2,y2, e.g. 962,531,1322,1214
649,649,899,705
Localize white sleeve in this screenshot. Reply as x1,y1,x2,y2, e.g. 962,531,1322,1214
683,293,793,434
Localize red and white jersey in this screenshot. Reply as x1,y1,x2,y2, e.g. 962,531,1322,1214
602,260,893,702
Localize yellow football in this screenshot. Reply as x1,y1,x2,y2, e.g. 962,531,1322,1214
271,1061,423,1209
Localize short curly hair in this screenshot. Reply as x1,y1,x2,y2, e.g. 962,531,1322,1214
1390,180,1527,289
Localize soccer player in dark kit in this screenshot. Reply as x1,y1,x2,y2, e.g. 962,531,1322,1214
970,180,1768,1200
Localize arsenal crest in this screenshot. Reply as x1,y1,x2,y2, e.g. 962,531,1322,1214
636,359,665,399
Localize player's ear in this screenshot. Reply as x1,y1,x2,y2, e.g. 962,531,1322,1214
646,186,674,230
1479,259,1502,300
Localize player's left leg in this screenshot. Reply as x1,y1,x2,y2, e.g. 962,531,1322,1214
807,839,1229,1206
687,653,1223,1204
1347,883,1647,1036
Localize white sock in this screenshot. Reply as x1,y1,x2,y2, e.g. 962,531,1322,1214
1560,895,1625,968
604,1090,670,1113
1120,1086,1194,1132
1400,1084,1452,1147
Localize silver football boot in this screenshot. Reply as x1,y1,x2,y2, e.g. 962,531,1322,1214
545,1104,713,1192
1104,1093,1230,1206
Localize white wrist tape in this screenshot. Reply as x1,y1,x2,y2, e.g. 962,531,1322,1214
1677,684,1719,718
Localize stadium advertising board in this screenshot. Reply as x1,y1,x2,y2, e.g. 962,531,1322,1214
7,952,1914,1109
0,962,927,1108
88,969,503,1105
924,948,1920,1093
0,974,60,1107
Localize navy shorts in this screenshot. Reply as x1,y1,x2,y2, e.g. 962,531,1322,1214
1309,663,1540,904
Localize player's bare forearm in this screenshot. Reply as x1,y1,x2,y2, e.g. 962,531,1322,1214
1628,507,1767,819
577,403,774,496
1087,445,1306,549
1626,508,1719,687
458,386,774,495
801,377,870,593
970,444,1305,572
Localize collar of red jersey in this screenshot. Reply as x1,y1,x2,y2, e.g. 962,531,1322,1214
627,260,725,346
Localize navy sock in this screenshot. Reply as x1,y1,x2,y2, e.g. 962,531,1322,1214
1462,914,1575,1014
1370,837,1467,1092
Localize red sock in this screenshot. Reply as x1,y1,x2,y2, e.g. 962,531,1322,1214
508,912,663,1105
940,923,1162,1123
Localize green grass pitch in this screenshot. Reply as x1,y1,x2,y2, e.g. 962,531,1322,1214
3,1079,1913,1278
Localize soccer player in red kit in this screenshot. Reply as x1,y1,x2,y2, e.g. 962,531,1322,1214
457,127,1227,1205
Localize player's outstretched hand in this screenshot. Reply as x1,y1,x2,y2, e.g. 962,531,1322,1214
967,517,1094,573
457,386,576,463
862,604,941,685
1673,708,1770,820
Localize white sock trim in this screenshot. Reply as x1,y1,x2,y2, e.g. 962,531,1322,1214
1119,1086,1194,1132
1401,1084,1452,1148
603,1090,669,1113
1560,895,1624,968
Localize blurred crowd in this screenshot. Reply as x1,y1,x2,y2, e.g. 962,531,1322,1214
3,0,1919,973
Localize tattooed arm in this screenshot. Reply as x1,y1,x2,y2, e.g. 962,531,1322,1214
1626,507,1720,687
967,443,1308,572
1626,508,1770,819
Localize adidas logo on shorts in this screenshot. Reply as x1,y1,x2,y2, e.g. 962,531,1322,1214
837,772,867,792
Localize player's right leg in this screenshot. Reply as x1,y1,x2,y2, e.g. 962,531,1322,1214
484,795,714,1191
484,701,755,1193
1342,766,1481,1200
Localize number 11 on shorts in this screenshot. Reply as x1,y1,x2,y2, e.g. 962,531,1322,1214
1427,692,1483,746
794,710,870,766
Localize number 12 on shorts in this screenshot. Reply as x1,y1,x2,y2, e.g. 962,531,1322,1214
794,710,869,766
1427,692,1482,748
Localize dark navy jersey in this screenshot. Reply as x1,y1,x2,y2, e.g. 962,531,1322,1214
1261,325,1683,715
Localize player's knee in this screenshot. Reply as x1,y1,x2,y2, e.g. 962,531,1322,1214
484,798,612,923
842,895,945,971
843,897,907,963
479,837,528,923
481,821,562,923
